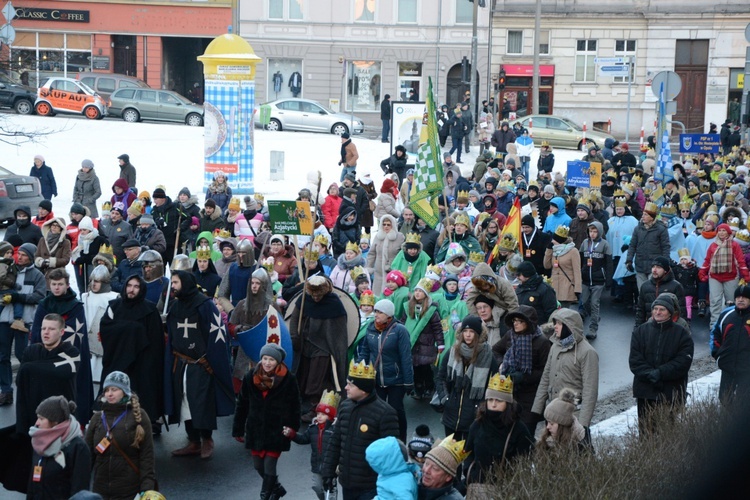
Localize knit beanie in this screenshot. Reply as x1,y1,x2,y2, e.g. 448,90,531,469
521,214,535,228
374,299,395,318
735,285,750,300
517,261,537,278
460,315,483,335
473,295,495,309
425,440,460,478
36,396,76,425
652,295,675,315
652,256,671,271
259,342,286,364
39,199,53,212
179,187,191,198
103,370,132,397
543,388,577,426
70,203,86,215
152,188,166,199
18,243,37,261
408,424,435,460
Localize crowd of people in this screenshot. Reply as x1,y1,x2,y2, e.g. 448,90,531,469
1,124,749,499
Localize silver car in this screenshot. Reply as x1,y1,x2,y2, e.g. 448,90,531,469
260,98,364,135
109,88,204,126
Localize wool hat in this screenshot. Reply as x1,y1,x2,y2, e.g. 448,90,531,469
734,285,750,300
103,370,132,397
260,342,286,364
34,154,45,162
178,187,191,198
385,270,407,288
122,238,141,249
442,273,459,291
341,132,350,139
117,153,130,162
521,214,535,228
0,241,12,257
81,159,94,169
408,424,435,460
517,260,537,278
425,437,465,478
139,214,154,225
343,187,357,198
374,299,395,317
652,256,671,271
315,390,341,419
473,294,495,309
204,198,217,209
70,203,86,215
443,152,452,159
543,388,577,426
152,188,166,199
38,199,53,212
138,191,151,201
36,396,76,425
460,315,483,334
543,185,555,195
652,295,675,315
18,243,37,261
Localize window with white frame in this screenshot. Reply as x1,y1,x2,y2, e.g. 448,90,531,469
456,0,472,24
507,30,523,55
355,0,376,22
538,30,550,55
269,0,303,20
398,0,417,23
613,39,636,83
575,39,597,83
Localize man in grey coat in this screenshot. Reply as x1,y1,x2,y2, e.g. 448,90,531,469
460,102,474,154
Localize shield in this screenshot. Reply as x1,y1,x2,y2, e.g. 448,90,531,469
681,136,692,151
284,285,361,347
237,306,294,367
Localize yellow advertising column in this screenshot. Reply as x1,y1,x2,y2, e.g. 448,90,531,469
198,34,262,194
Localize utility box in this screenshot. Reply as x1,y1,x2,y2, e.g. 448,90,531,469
270,151,284,181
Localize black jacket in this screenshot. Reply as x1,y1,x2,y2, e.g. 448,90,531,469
579,235,613,287
711,306,750,379
415,224,439,265
491,128,516,153
520,228,552,277
626,222,670,274
634,269,686,330
291,420,335,474
4,219,42,245
380,98,391,120
515,275,558,324
629,319,693,401
464,412,533,483
151,197,180,247
449,115,465,139
321,392,399,490
27,436,90,500
671,262,698,297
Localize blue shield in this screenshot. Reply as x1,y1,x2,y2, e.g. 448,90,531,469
236,306,294,367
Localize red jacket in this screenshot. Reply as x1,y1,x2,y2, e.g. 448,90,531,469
699,239,750,283
32,211,55,228
321,194,342,230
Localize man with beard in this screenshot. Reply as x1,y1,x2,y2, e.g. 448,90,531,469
99,274,164,428
165,271,233,459
192,246,222,297
151,187,179,264
218,238,256,309
30,268,92,424
228,269,277,391
3,206,42,245
289,275,349,422
139,249,170,309
281,245,327,303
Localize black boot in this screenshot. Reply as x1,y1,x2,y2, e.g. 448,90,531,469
266,475,286,500
260,474,274,500
698,301,707,317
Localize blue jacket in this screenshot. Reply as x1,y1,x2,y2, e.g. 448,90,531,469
358,319,414,387
543,197,572,234
111,258,144,293
365,436,418,500
30,163,57,200
496,191,515,216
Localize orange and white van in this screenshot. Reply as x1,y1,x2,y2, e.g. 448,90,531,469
35,77,108,119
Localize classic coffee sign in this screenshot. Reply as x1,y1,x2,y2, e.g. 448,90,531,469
15,7,90,23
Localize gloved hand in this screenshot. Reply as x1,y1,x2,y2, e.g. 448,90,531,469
323,477,336,492
1,295,11,305
530,412,544,425
509,371,524,386
645,369,661,384
234,436,244,443
626,262,634,272
5,292,18,303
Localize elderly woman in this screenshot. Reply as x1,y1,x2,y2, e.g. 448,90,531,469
366,214,405,295
72,159,102,218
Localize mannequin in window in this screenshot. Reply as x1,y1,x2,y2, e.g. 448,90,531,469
273,71,283,96
288,72,302,98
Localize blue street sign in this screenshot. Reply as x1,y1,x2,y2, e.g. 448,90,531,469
598,65,629,77
678,133,720,153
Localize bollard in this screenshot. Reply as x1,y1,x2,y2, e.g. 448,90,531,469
608,118,612,134
639,127,645,149
270,151,285,181
529,117,533,138
582,121,587,151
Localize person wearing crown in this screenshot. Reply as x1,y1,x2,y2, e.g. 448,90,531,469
544,225,581,309
390,233,431,291
321,360,400,499
626,201,671,291
349,289,376,364
418,435,467,500
330,241,369,294
191,245,222,298
434,212,480,264
464,373,533,486
281,243,327,304
406,278,444,401
312,233,336,275
606,195,639,302
438,243,474,298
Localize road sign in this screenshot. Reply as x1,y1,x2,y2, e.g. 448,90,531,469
0,23,14,44
679,134,721,154
594,57,626,65
2,2,16,22
651,71,682,100
598,65,629,77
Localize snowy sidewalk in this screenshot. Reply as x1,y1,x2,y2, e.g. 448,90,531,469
591,370,721,439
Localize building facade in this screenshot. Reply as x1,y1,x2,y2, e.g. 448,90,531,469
490,0,750,138
239,0,491,130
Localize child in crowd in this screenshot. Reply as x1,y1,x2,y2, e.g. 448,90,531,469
407,424,435,468
365,436,418,500
359,235,371,261
380,270,409,321
672,248,699,322
431,274,469,363
349,266,372,305
0,241,25,332
390,233,431,290
349,289,376,363
579,221,612,340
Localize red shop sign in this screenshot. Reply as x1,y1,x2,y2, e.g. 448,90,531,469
502,65,555,77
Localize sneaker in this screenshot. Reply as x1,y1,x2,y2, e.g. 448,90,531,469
698,302,707,317
10,319,28,333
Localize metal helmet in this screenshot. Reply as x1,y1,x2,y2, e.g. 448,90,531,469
139,492,166,500
236,238,254,267
139,249,165,279
89,264,111,284
170,254,191,272
138,249,163,264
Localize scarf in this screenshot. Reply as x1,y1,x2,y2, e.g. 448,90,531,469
448,342,493,399
79,228,99,254
502,327,542,375
340,139,351,163
253,363,288,391
552,242,576,258
45,230,62,254
444,260,467,275
559,334,576,350
29,417,82,469
77,169,95,182
710,237,734,275
336,252,363,271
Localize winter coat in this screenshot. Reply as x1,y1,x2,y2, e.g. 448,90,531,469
537,152,555,173
409,306,444,367
85,401,156,499
449,115,465,139
321,392,399,490
360,181,378,229
542,197,572,234
119,161,137,189
602,138,616,161
291,419,335,474
134,225,166,255
579,225,613,287
151,197,179,249
711,305,750,380
27,434,90,500
634,269,686,330
417,483,463,500
101,219,132,263
110,178,137,211
111,258,143,293
330,252,369,293
366,223,405,294
321,194,342,230
520,227,552,277
206,180,233,212
332,208,360,259
626,222,670,274
199,207,226,234
464,413,533,483
177,196,201,250
0,262,46,325
544,242,582,302
493,330,551,416
465,262,519,323
72,168,102,217
365,436,419,500
569,213,596,249
612,151,637,172
672,262,698,296
699,238,750,283
4,217,43,245
380,152,408,181
434,231,482,264
34,217,71,271
374,191,400,220
30,162,57,200
491,128,516,153
532,308,599,427
514,275,558,324
232,365,301,452
629,318,693,402
515,135,535,160
264,244,297,282
414,224,439,264
358,319,414,387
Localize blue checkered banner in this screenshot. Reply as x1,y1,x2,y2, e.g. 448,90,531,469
204,79,256,193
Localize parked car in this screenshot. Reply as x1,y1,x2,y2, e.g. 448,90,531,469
511,114,616,150
0,73,36,115
108,88,204,126
35,77,107,119
76,72,149,101
257,98,364,135
0,165,45,225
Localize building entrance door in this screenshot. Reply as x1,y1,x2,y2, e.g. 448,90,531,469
674,40,708,133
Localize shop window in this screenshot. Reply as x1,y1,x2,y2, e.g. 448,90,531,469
267,59,304,100
355,0,375,22
269,0,303,20
66,34,91,50
538,30,550,55
507,30,523,55
346,61,382,112
613,39,636,83
456,0,472,24
398,0,417,23
575,39,597,83
11,32,92,87
398,62,423,101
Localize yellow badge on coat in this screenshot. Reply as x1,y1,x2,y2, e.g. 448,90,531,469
360,424,368,433
529,297,535,302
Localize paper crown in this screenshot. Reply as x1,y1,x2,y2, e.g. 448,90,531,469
705,204,719,216
214,228,230,239
612,189,627,198
229,197,241,207
437,433,471,465
705,214,720,226
497,233,518,253
456,190,470,203
677,248,691,259
195,245,212,261
261,256,275,273
405,232,422,245
642,187,653,196
632,174,643,186
345,241,360,254
678,201,692,211
696,170,707,178
728,217,740,230
496,180,515,191
695,218,704,229
254,193,265,203
468,251,485,264
660,204,677,217
98,243,113,255
315,234,330,247
415,278,435,293
614,197,627,208
102,201,112,211
359,289,376,306
350,265,367,281
453,212,471,228
487,372,514,396
318,389,341,413
643,202,659,215
554,225,570,240
541,140,550,147
425,264,442,281
621,183,635,196
348,360,376,380
687,186,700,198
304,246,319,261
725,192,737,203
736,229,750,243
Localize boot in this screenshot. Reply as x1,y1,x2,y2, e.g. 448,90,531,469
0,392,12,406
10,319,28,333
260,475,274,500
698,301,707,317
171,441,201,457
200,437,214,459
266,475,286,500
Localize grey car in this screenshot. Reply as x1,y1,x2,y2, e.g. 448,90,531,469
511,114,616,150
108,88,204,126
0,166,45,225
259,98,364,135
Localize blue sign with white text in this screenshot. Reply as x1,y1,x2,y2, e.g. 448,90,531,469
566,161,591,188
679,134,720,154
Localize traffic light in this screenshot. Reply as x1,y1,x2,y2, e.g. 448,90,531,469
498,69,506,90
461,57,469,83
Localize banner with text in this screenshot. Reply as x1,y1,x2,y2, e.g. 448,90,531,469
267,200,313,235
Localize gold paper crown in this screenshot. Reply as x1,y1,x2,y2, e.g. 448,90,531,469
696,170,707,178
437,434,471,465
405,233,422,246
304,246,319,261
216,229,231,239
660,205,677,216
728,217,740,230
695,218,704,229
621,183,635,195
469,251,485,264
497,233,518,253
677,248,691,259
350,265,367,281
346,241,360,253
725,192,737,203
687,186,700,197
319,389,341,410
195,245,212,261
98,244,113,255
643,202,659,215
426,264,442,277
453,212,471,228
632,174,643,186
705,204,718,216
554,225,570,240
456,190,470,203
614,197,627,208
254,193,265,203
348,360,376,380
229,197,241,207
705,214,720,226
315,234,330,247
475,212,491,226
262,257,274,273
678,201,692,211
541,140,550,147
415,277,435,292
642,187,653,196
612,189,627,198
497,180,515,190
487,372,514,396
359,290,376,306
102,201,112,210
737,229,750,243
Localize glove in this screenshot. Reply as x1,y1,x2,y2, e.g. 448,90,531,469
530,412,545,425
626,262,634,272
5,292,18,303
1,295,11,305
645,369,661,384
234,436,244,443
323,477,335,492
509,371,525,386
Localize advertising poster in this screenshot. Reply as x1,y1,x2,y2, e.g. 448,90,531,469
567,161,601,188
391,101,426,162
267,200,313,235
